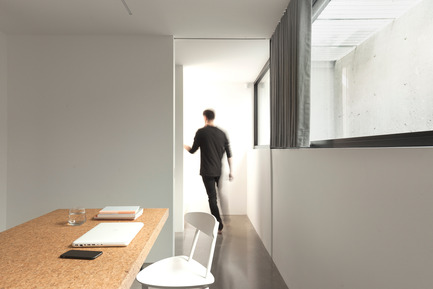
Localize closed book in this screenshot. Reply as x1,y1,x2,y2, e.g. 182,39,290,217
94,208,143,220
99,206,140,215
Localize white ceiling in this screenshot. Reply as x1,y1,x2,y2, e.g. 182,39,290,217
1,0,426,82
0,0,289,37
0,0,286,83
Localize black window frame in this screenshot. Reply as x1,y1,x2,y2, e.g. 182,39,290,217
310,131,433,148
253,60,270,147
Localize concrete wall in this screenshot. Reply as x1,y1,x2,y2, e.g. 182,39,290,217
183,79,251,216
333,0,433,138
6,35,174,261
271,148,433,289
310,61,335,141
0,31,6,231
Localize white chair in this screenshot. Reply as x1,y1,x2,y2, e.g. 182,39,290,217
136,212,219,289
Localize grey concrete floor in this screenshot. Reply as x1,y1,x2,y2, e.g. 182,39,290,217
133,215,288,289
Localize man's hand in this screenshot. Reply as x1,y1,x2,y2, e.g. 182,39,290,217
184,145,191,151
228,157,233,181
229,173,234,182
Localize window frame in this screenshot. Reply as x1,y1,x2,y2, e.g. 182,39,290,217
253,60,270,147
310,131,433,148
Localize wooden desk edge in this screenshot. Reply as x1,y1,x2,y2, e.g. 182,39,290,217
120,208,169,289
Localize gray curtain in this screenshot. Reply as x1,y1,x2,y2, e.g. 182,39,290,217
270,0,311,148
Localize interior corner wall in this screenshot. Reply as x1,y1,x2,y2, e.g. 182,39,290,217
246,148,272,254
6,35,174,261
272,148,433,289
0,31,7,231
174,65,184,232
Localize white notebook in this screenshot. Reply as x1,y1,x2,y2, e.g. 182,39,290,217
72,222,144,247
94,208,143,220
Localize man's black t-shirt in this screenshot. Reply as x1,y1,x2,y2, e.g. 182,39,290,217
189,126,232,177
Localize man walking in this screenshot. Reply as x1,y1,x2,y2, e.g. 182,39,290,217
184,109,233,233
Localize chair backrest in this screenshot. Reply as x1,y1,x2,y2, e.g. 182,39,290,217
185,212,219,277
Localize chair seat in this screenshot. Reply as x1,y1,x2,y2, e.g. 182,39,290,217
136,255,215,288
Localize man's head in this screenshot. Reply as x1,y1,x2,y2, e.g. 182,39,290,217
203,109,215,122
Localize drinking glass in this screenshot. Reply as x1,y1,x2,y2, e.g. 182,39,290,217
68,207,86,226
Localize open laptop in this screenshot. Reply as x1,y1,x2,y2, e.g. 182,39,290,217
72,222,144,247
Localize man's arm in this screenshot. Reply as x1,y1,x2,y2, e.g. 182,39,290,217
223,132,233,181
228,157,233,181
185,130,201,154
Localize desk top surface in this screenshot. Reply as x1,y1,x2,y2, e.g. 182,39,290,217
0,208,168,289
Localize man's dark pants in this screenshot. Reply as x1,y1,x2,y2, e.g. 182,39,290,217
202,175,223,231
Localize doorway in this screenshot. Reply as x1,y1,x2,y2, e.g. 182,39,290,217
174,39,269,232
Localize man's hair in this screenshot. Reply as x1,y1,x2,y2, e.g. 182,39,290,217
203,109,215,121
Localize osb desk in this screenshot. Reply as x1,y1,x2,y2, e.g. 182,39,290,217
0,208,168,289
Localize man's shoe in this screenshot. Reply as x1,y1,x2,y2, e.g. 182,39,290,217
218,223,223,234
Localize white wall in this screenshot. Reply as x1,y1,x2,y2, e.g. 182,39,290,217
271,148,433,289
247,148,272,254
183,78,251,216
0,31,6,231
6,35,174,261
174,65,184,232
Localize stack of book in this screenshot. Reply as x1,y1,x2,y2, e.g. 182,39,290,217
94,206,143,220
